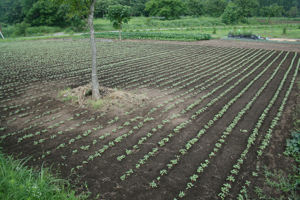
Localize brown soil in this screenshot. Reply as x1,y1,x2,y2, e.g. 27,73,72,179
122,38,300,52
0,39,299,200
59,83,148,115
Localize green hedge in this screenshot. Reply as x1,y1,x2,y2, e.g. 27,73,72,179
82,32,212,41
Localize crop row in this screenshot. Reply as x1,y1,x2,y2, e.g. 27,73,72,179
84,32,212,41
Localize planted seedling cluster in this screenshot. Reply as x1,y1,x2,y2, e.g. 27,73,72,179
0,40,299,199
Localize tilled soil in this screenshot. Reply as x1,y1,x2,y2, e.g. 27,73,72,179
122,38,300,52
0,39,299,200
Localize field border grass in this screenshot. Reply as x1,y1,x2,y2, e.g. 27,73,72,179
0,145,89,200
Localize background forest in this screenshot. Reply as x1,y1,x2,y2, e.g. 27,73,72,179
0,0,299,37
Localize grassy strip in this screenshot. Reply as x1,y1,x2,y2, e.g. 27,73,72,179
0,145,86,200
0,35,80,43
82,32,211,41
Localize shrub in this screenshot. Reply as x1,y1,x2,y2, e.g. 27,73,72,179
283,26,287,34
212,26,217,34
14,22,30,36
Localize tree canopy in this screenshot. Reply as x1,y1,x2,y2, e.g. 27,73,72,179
184,0,205,16
106,4,132,40
221,2,242,25
260,3,284,21
0,0,299,27
24,1,60,26
145,0,186,20
233,0,260,18
205,0,228,17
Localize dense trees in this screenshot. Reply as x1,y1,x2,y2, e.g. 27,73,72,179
221,2,242,24
145,0,186,20
233,0,260,18
260,3,284,22
0,0,25,24
205,0,228,17
0,0,299,27
184,0,205,16
24,1,61,26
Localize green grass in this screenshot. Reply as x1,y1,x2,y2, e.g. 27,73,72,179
1,25,63,38
88,99,104,110
0,35,78,43
82,31,212,41
155,24,300,39
0,146,86,200
1,16,299,41
93,16,224,32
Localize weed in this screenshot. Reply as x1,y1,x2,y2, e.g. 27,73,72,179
0,146,83,199
283,26,287,34
88,99,104,109
57,87,71,97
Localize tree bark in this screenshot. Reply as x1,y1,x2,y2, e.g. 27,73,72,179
119,23,121,40
88,0,101,100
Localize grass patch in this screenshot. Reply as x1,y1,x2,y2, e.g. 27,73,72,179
0,146,85,199
58,87,78,103
58,87,71,97
254,166,300,199
88,99,104,110
0,35,78,43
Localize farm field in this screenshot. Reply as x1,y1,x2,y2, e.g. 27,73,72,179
0,40,299,199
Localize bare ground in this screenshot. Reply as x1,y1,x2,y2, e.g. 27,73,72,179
0,38,299,200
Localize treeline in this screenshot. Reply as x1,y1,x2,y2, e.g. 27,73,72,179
185,0,299,18
0,0,299,29
0,0,149,28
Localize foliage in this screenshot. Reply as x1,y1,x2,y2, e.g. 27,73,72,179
222,2,242,25
14,21,30,36
24,1,60,26
145,0,186,20
284,131,300,160
254,166,300,199
51,0,91,25
205,0,228,17
95,0,117,18
106,4,132,40
68,14,86,31
83,31,211,41
22,0,39,14
106,4,132,30
88,99,104,109
0,146,82,199
289,6,299,18
282,26,287,34
184,0,205,16
233,0,260,18
0,0,25,24
260,3,285,20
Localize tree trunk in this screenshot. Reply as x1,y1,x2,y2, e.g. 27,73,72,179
119,23,121,40
88,0,101,100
